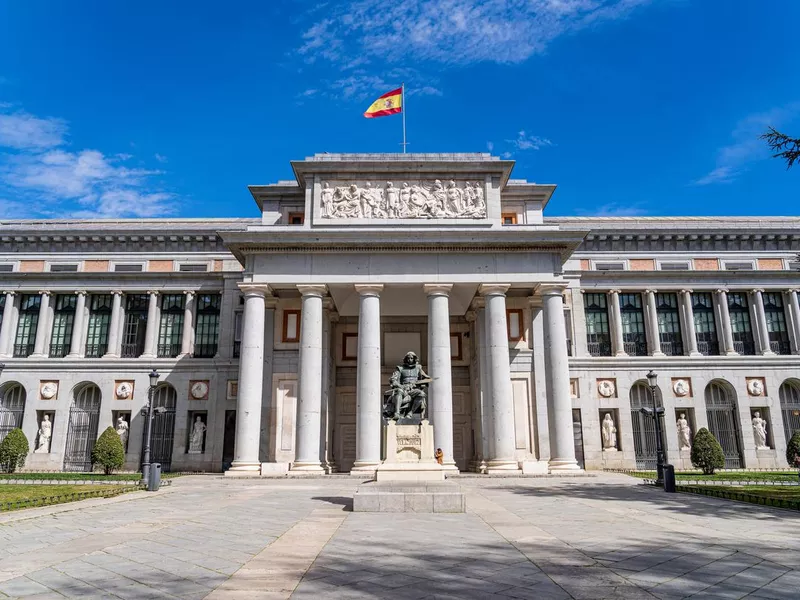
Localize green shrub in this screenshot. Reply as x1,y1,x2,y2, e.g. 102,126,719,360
91,427,125,475
0,428,30,473
690,428,726,475
786,430,800,468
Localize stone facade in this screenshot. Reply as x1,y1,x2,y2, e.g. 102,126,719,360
0,153,798,474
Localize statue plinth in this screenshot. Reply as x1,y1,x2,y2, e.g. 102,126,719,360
376,419,444,482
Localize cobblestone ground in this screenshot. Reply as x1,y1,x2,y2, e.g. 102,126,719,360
0,473,798,599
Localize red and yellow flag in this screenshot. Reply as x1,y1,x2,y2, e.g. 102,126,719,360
363,87,403,118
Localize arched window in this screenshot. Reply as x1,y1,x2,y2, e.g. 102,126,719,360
778,380,800,443
629,382,665,469
0,383,26,442
141,384,177,472
63,383,102,472
705,381,743,468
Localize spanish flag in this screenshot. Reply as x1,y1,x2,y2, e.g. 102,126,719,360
363,87,403,118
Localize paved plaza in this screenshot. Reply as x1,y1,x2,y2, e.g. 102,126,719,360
0,474,798,599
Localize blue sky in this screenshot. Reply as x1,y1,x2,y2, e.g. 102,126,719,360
0,0,798,220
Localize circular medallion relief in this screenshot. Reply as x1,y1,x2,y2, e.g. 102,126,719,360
115,382,133,399
747,379,765,396
191,381,209,399
597,380,616,398
40,382,58,399
673,379,690,397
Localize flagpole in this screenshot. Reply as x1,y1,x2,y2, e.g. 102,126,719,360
401,82,407,153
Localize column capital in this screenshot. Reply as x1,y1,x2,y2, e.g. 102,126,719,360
354,283,383,296
322,297,335,311
111,289,124,297
183,289,196,297
146,289,160,297
715,288,729,294
538,283,568,297
680,288,693,295
238,283,271,298
297,284,328,298
527,296,543,309
469,297,486,310
478,283,510,296
423,283,453,296
264,296,278,310
790,289,800,295
644,288,657,295
3,291,16,297
751,288,765,294
75,290,88,297
38,290,51,297
608,289,622,295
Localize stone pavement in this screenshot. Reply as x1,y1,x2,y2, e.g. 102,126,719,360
0,473,797,599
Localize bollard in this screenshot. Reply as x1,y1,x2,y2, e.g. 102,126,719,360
663,464,676,493
147,463,162,491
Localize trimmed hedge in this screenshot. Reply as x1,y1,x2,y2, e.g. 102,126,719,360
91,427,125,475
691,428,726,475
0,428,30,473
786,430,800,468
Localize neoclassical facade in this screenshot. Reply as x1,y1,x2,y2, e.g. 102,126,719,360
0,153,799,474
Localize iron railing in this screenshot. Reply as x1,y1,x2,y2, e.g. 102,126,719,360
624,341,648,356
48,343,69,358
193,343,218,358
770,340,791,355
233,341,241,358
157,343,182,358
84,343,108,358
733,339,756,356
120,343,144,358
697,340,720,356
660,341,684,356
12,343,35,358
587,338,612,357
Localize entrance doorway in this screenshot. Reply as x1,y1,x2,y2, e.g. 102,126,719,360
63,384,101,472
0,383,26,443
629,382,666,470
572,409,585,468
779,380,800,443
222,409,236,471
141,384,176,472
705,381,743,468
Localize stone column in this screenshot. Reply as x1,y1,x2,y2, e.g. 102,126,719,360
180,291,195,356
480,283,519,472
352,284,383,473
31,291,51,357
644,289,664,356
0,292,17,358
472,299,492,471
292,284,327,472
681,289,701,356
541,284,580,471
67,291,87,358
141,291,160,358
752,289,775,355
609,289,627,356
104,291,124,358
321,306,338,472
715,289,737,355
425,283,457,471
228,286,268,474
788,290,800,354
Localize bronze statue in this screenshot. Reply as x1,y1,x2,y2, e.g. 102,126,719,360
383,351,431,421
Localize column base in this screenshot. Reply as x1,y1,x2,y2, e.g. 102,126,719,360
486,459,521,473
688,351,703,357
66,353,83,359
651,351,665,357
140,353,156,359
350,461,380,476
29,353,46,358
102,353,120,359
521,460,549,475
290,461,325,473
441,461,459,474
725,351,739,356
549,459,582,472
762,350,776,356
225,461,261,476
614,351,628,357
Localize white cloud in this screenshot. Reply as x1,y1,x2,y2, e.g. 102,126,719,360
0,110,67,149
0,106,178,218
154,153,168,163
298,0,654,67
576,202,649,217
506,130,553,151
694,102,800,186
486,141,494,152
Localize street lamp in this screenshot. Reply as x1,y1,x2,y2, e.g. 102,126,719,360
640,369,666,486
141,368,160,484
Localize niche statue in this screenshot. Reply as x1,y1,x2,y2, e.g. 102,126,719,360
383,352,431,421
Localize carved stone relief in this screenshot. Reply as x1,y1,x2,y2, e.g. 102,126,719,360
746,378,766,397
597,379,616,398
115,381,134,400
321,180,487,219
39,381,58,400
672,378,691,397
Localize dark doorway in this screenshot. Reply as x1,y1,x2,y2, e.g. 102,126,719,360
572,409,585,469
222,410,236,471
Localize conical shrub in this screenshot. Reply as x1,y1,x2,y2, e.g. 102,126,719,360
690,427,726,475
0,428,29,473
91,427,125,475
786,430,800,468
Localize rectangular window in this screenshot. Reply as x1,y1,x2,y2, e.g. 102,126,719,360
595,262,625,271
763,292,790,355
450,332,463,361
501,213,517,225
0,294,5,333
692,292,719,355
342,332,358,360
14,294,41,357
655,293,683,356
0,264,13,272
584,292,611,356
178,263,208,272
49,264,79,272
194,293,221,358
121,294,149,358
114,263,143,272
282,309,300,343
49,294,77,357
725,262,754,271
564,309,573,357
288,212,305,225
157,294,185,357
506,309,523,341
233,311,242,358
619,293,647,356
728,292,755,355
85,294,112,357
659,262,690,271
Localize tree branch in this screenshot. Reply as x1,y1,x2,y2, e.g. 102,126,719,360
761,127,800,169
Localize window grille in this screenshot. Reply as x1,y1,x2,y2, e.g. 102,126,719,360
13,294,41,357
157,294,185,357
728,293,755,355
584,293,611,356
692,292,719,355
194,294,220,358
49,294,77,357
655,292,683,355
620,293,647,356
763,292,790,354
121,294,149,357
85,294,112,357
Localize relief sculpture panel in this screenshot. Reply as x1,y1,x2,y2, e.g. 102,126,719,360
321,179,487,219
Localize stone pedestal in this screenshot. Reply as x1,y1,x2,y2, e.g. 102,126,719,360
376,420,444,482
353,481,465,513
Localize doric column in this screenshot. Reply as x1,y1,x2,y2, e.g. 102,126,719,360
0,291,17,358
180,291,195,356
480,283,519,472
644,289,664,356
104,291,124,358
752,289,775,355
292,284,327,472
228,286,268,474
541,284,580,471
67,291,87,358
787,290,800,354
681,289,701,356
141,290,160,358
609,289,627,356
425,283,457,471
715,289,737,355
30,291,51,357
352,284,383,473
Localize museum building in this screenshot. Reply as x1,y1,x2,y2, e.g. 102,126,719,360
0,153,799,474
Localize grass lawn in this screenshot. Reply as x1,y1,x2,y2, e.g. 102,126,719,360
628,470,799,483
0,484,129,511
0,472,181,481
680,484,800,509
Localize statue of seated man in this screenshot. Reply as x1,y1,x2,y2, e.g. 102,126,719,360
383,351,431,421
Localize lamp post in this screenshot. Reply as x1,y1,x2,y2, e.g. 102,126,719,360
141,368,160,484
0,363,5,404
639,369,666,486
